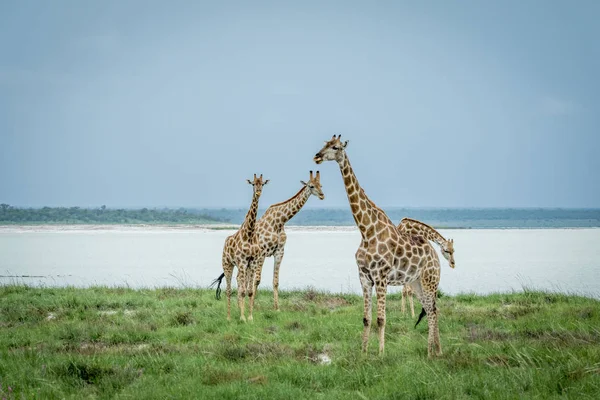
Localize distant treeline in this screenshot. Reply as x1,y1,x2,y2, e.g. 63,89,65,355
195,207,600,228
2,204,599,227
0,204,226,224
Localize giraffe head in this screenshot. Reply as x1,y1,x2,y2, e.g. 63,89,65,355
300,170,325,200
314,134,349,164
441,238,455,268
246,174,269,196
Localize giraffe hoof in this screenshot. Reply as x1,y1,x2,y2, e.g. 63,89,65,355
248,315,253,322
240,316,246,323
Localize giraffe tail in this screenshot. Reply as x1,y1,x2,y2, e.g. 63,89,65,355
414,307,426,328
210,273,225,300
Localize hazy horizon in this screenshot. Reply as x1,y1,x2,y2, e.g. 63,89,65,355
2,1,599,209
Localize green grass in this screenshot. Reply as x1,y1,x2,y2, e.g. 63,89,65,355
1,285,599,399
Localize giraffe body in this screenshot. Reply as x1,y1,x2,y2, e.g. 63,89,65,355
398,218,455,268
314,135,442,357
397,218,455,316
245,171,324,320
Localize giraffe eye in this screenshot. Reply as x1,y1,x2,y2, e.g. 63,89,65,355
332,146,339,150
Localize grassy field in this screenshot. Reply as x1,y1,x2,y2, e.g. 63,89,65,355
1,285,599,399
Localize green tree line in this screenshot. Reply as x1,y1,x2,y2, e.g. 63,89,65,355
0,204,226,224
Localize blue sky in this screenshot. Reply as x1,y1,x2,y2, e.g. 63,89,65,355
1,1,598,208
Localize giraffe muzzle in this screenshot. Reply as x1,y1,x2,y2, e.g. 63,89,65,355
314,154,323,164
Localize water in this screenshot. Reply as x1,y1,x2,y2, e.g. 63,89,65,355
195,208,600,228
1,226,599,298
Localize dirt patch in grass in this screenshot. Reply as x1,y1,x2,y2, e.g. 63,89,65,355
245,342,294,360
73,342,152,355
519,329,600,344
466,324,512,342
299,291,352,311
324,297,351,310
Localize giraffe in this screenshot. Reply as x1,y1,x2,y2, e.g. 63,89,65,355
211,174,268,322
245,170,325,320
398,218,455,268
314,135,442,357
397,217,455,317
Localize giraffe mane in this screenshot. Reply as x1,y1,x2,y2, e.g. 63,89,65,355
265,186,306,210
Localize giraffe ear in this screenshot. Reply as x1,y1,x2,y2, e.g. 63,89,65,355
264,179,270,185
300,180,307,186
247,179,253,185
343,140,349,148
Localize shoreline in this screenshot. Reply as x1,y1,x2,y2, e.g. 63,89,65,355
0,224,598,233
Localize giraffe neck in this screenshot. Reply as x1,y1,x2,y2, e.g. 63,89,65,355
239,191,260,242
337,153,385,239
401,218,447,246
270,186,311,227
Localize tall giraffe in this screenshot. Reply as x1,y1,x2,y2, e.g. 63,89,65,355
314,135,442,357
244,171,325,320
211,174,268,321
398,218,455,317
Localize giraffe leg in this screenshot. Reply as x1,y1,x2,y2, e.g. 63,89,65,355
224,265,234,321
221,246,235,321
375,278,389,356
236,265,247,322
273,234,286,311
248,257,265,322
410,278,442,358
401,286,407,315
359,273,373,354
